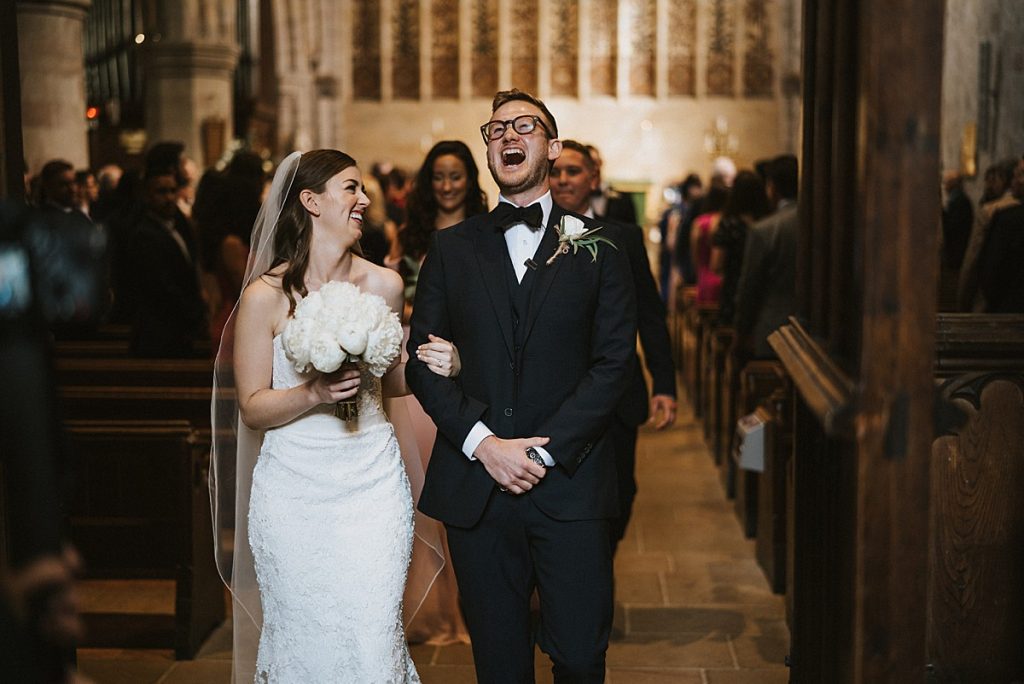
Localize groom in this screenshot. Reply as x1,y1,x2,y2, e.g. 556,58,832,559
406,89,636,683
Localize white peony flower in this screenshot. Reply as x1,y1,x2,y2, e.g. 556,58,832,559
293,290,323,320
337,324,369,357
561,214,587,238
308,329,346,373
281,317,317,372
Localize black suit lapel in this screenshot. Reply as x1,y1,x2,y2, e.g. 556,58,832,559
474,222,515,360
521,204,568,347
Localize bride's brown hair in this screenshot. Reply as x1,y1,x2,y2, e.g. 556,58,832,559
271,149,361,314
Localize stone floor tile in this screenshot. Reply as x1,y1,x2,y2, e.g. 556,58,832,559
416,664,479,683
615,571,665,605
613,551,675,574
730,634,790,669
606,633,735,669
607,668,705,683
704,667,791,683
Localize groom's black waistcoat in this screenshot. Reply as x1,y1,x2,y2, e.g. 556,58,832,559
406,203,638,528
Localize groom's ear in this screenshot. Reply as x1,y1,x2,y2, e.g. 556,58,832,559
299,188,320,216
547,138,563,161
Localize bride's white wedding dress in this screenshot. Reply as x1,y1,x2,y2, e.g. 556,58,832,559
247,334,420,683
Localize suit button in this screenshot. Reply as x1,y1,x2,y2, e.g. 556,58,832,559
504,408,513,417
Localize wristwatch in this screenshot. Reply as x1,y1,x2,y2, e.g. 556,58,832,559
525,446,547,468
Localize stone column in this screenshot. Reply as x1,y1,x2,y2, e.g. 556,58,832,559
16,0,91,174
144,0,239,168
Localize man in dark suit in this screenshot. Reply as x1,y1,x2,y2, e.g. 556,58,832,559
407,90,637,683
733,155,799,359
551,140,676,553
126,168,207,357
585,144,637,226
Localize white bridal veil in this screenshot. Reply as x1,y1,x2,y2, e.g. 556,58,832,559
209,151,445,682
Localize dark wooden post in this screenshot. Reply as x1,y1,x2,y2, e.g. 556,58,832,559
772,0,944,681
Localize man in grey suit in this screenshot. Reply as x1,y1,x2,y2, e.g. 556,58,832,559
733,155,799,359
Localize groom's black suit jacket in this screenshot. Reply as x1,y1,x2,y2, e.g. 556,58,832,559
406,203,638,529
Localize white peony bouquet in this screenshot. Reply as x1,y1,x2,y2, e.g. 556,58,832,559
281,281,403,419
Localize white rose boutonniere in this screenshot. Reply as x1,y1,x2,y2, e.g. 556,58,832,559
546,214,618,265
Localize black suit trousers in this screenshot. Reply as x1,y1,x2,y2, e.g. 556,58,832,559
445,491,613,684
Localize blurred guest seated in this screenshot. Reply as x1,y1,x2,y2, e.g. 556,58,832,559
733,155,799,360
957,158,1020,311
977,155,1024,313
710,170,770,325
126,167,208,357
941,171,973,271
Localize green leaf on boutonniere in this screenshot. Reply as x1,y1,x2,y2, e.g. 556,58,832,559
546,216,618,265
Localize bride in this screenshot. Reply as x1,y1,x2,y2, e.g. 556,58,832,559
211,149,459,682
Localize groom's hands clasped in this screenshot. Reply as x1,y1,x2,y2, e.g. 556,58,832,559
474,435,549,495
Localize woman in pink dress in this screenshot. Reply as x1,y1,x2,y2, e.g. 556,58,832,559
690,184,729,305
390,140,487,644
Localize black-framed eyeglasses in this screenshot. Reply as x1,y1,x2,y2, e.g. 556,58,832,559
479,115,553,143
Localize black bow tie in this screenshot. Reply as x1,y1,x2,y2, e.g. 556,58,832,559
492,202,544,231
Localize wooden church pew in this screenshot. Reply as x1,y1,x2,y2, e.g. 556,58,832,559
65,419,224,659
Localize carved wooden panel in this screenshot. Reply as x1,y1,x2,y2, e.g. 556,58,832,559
743,0,774,97
589,0,617,96
549,0,578,96
930,375,1024,682
706,0,736,96
667,0,697,96
471,0,498,98
431,0,459,98
627,0,655,95
353,0,382,100
392,0,420,99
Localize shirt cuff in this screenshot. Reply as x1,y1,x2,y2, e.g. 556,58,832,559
462,421,494,460
532,446,556,467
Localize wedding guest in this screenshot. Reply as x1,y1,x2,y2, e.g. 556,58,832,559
73,169,99,220
733,155,799,360
659,173,702,300
977,155,1024,313
586,143,637,225
957,158,1020,311
711,170,770,325
194,150,264,345
690,184,729,305
126,167,207,357
390,140,486,645
551,140,676,554
392,140,487,317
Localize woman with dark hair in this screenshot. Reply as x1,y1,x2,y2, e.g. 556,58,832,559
690,183,730,305
216,150,460,681
387,140,485,646
391,140,487,313
711,170,770,323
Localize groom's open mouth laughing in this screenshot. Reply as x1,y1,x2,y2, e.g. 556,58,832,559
501,147,526,168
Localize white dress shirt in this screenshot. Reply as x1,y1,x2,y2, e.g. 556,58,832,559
460,192,556,467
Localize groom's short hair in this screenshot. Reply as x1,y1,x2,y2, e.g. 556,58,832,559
491,89,559,139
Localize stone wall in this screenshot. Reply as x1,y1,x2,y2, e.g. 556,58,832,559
277,0,802,222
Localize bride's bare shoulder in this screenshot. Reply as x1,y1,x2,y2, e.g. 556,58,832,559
355,258,403,301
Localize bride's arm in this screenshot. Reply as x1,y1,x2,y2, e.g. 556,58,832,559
234,281,360,429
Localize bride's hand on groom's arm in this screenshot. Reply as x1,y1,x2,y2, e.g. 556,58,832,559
417,334,461,378
474,436,549,495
